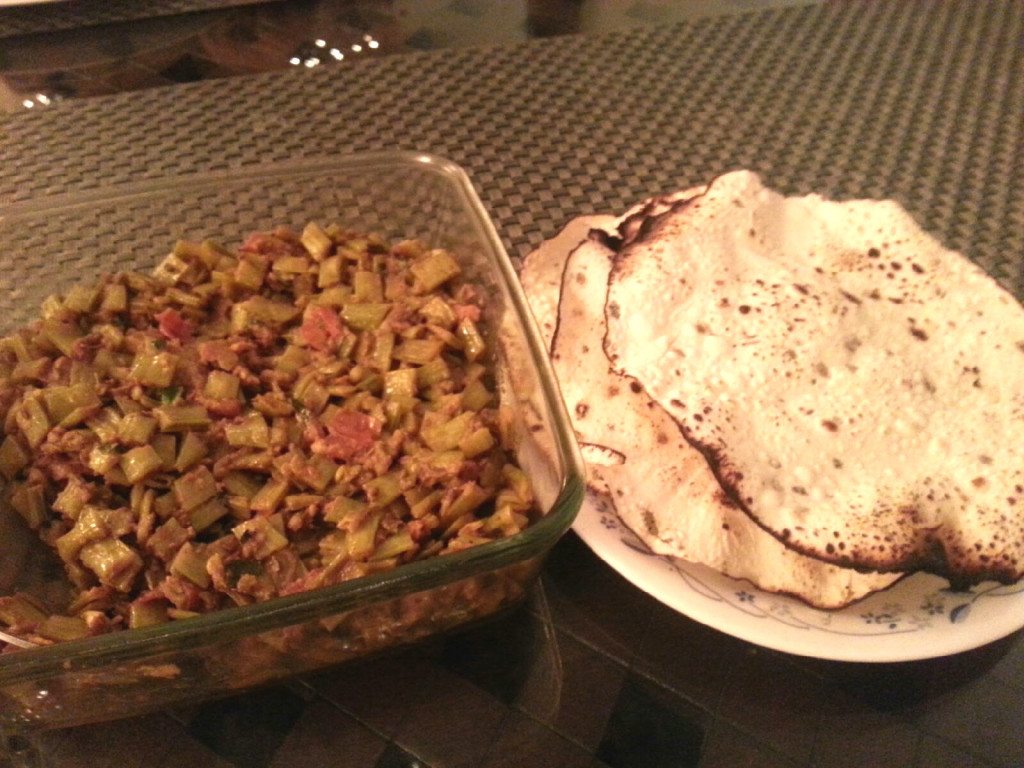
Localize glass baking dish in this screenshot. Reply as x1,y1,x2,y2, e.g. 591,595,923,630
0,152,584,748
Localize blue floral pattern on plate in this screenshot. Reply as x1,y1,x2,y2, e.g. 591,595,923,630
576,492,1024,661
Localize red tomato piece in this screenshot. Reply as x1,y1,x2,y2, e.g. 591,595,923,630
313,410,381,461
299,307,345,351
155,308,192,343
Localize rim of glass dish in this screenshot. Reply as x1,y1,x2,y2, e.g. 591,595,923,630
0,151,585,684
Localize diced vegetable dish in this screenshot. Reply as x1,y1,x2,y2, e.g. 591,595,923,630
0,223,536,647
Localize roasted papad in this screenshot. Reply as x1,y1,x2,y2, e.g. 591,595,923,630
520,215,617,355
521,197,900,608
604,170,1024,585
548,230,900,608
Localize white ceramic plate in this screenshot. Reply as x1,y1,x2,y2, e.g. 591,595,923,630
573,492,1024,662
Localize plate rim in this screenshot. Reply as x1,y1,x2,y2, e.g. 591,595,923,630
573,493,1024,663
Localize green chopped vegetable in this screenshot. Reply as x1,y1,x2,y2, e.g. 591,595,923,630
274,344,309,374
352,270,384,302
222,471,263,498
80,539,143,592
130,350,178,388
9,482,48,529
152,433,177,471
52,477,91,518
317,255,342,288
394,338,444,365
410,249,461,293
341,303,391,332
301,221,333,262
189,497,228,532
372,530,417,561
44,383,100,424
0,221,537,650
249,477,288,515
419,296,457,327
233,516,288,558
225,413,270,449
0,594,48,628
459,427,495,458
416,358,450,387
37,615,90,642
101,283,128,313
461,379,492,411
230,296,299,332
11,358,49,384
63,284,101,313
204,371,240,400
346,510,383,560
173,466,218,512
121,445,163,484
15,395,50,448
155,405,211,432
409,489,443,519
87,445,119,475
421,412,475,453
118,413,157,445
324,496,367,524
456,318,486,362
384,368,418,400
441,482,491,524
55,506,113,563
312,285,349,307
174,431,207,471
170,543,211,588
41,319,82,356
128,600,169,629
0,334,31,362
234,256,268,290
363,471,402,507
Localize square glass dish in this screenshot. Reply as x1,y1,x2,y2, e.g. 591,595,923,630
0,152,584,741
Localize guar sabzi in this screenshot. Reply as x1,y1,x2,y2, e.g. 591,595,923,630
0,222,535,647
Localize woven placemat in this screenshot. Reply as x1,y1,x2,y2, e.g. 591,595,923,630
0,0,275,38
2,0,1021,283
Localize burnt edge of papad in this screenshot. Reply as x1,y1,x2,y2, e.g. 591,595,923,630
730,569,910,611
579,441,626,466
599,174,1023,589
549,230,616,362
617,195,697,250
600,196,663,251
651,315,1018,589
601,191,708,369
593,468,908,611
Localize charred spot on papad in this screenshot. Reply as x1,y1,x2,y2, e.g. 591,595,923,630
531,212,899,609
603,170,1024,586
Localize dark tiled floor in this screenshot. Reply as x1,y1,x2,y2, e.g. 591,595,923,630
632,599,744,709
700,722,801,768
185,685,309,768
913,734,990,768
392,665,509,768
716,649,826,764
267,701,387,768
810,702,921,768
540,533,660,665
478,712,592,768
31,713,235,768
596,675,708,768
